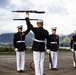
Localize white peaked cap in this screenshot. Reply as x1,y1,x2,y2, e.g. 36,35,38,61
17,25,23,29
51,27,57,30
37,19,43,23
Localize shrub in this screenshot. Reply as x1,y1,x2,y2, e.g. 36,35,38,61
0,46,14,52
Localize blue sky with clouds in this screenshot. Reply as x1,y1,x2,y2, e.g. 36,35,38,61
0,0,76,35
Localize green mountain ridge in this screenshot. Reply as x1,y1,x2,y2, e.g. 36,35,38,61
0,33,74,47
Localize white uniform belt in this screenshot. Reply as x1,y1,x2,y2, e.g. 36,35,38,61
74,42,76,44
17,41,25,43
34,39,44,43
51,42,57,44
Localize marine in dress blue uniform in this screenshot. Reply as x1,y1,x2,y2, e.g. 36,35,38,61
13,25,30,72
26,17,49,75
47,27,59,70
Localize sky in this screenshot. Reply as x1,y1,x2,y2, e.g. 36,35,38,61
0,0,76,35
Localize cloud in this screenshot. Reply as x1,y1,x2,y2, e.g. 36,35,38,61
48,6,67,15
9,0,33,10
0,0,10,8
0,0,76,35
63,0,76,15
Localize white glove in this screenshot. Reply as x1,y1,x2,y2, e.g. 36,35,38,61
15,48,18,51
71,49,74,52
26,12,29,17
46,49,50,53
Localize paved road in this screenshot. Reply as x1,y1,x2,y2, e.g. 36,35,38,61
0,51,76,75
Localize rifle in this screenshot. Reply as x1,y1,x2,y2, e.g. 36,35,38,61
12,10,45,14
13,19,39,21
12,10,45,21
49,52,53,70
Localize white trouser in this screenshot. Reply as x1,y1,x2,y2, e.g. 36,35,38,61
33,51,45,75
49,51,58,69
73,51,76,67
16,51,25,71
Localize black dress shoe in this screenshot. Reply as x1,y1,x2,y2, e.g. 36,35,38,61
17,70,24,73
53,68,58,70
74,67,76,68
17,71,21,73
20,70,24,72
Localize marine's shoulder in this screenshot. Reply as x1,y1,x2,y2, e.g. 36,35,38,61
49,34,53,37
43,28,48,32
14,33,18,36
